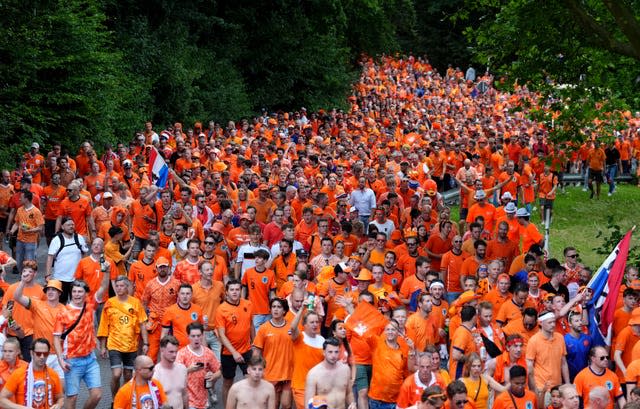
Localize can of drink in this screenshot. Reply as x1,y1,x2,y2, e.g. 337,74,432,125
307,295,315,311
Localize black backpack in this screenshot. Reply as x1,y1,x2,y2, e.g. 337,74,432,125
52,232,84,266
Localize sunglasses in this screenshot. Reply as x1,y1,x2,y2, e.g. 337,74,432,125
598,356,608,361
455,399,469,405
33,351,49,358
204,241,215,245
567,254,579,258
143,365,155,371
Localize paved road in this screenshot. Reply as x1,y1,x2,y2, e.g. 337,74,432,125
3,239,229,409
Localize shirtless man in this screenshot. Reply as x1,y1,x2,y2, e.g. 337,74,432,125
153,336,188,409
305,338,356,409
226,355,275,409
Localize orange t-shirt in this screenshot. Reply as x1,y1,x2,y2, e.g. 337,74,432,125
493,390,537,409
449,325,479,379
253,319,294,382
113,378,167,409
575,367,622,409
29,298,66,345
615,327,640,378
291,332,325,390
486,239,520,272
588,148,606,171
396,372,446,409
191,281,225,330
141,277,181,325
214,299,253,355
43,185,66,220
74,256,118,303
520,223,543,253
174,258,202,285
128,259,157,299
161,303,204,347
54,301,97,358
425,234,452,271
496,299,524,326
367,335,409,403
441,250,470,293
406,312,440,351
58,196,92,236
625,359,640,387
2,283,45,337
131,200,156,240
241,267,276,315
248,198,276,223
525,331,566,389
3,366,62,408
15,205,44,243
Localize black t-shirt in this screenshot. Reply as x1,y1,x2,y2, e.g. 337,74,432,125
540,282,569,302
605,147,620,166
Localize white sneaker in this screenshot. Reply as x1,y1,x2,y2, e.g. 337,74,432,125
608,192,612,196
582,188,588,192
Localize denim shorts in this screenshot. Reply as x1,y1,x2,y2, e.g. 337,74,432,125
65,352,102,396
368,398,396,409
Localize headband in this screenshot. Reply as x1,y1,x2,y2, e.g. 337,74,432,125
538,311,556,322
429,281,445,290
507,337,524,347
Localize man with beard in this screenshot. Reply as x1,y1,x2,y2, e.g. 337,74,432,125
305,338,355,409
502,307,539,347
485,334,527,385
142,257,180,362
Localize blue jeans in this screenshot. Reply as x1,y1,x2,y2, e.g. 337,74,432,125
369,398,396,409
359,215,370,233
15,240,36,272
205,330,222,361
65,352,102,396
252,314,270,334
606,165,617,193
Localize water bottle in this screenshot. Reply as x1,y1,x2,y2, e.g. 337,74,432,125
480,346,487,361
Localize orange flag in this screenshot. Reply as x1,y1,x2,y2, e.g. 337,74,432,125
345,301,389,337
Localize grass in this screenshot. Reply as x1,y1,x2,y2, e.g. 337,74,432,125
448,183,640,269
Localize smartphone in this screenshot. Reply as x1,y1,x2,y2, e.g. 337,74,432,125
196,362,204,368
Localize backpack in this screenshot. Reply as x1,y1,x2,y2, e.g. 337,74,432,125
52,232,84,266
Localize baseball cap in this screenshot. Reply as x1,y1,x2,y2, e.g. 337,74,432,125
156,257,170,267
308,396,329,409
102,192,113,199
31,142,40,149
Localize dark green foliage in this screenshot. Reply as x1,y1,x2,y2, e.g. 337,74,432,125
0,0,478,157
593,215,640,267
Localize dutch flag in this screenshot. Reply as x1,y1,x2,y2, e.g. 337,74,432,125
586,228,634,346
148,147,169,188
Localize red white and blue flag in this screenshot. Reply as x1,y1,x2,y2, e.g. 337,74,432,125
586,228,634,346
148,147,169,188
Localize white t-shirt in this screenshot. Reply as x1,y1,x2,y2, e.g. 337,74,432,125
48,233,87,282
368,219,396,239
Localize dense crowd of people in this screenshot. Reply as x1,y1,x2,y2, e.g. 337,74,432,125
0,55,639,409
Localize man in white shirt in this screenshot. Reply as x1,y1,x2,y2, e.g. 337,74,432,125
349,177,376,229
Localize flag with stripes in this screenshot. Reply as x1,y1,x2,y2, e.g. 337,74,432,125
586,229,634,346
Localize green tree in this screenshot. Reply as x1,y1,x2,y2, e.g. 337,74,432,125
460,1,640,144
0,0,146,161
